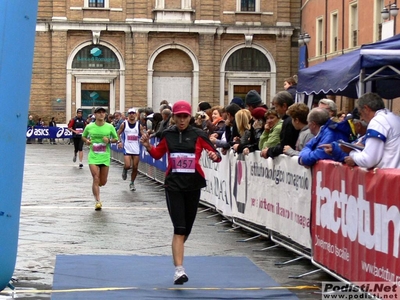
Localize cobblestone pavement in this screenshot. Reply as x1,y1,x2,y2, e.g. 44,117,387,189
0,143,336,299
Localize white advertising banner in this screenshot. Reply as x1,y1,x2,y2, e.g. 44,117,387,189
229,152,249,220
203,149,312,249
246,154,312,248
200,150,232,217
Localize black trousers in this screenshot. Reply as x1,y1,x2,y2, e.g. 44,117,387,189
165,189,201,236
73,137,83,153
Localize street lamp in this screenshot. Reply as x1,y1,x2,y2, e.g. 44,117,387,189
381,2,399,35
298,33,311,46
381,3,399,20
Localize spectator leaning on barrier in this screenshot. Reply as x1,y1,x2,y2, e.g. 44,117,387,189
214,103,241,154
231,109,255,154
319,108,368,167
298,107,346,167
259,109,283,158
339,93,400,169
250,107,267,152
194,102,212,133
263,91,299,159
319,98,355,142
283,103,314,156
209,105,225,138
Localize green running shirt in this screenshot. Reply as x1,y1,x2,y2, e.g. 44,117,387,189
82,122,118,166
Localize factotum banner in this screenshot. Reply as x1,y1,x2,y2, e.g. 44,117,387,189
312,161,400,283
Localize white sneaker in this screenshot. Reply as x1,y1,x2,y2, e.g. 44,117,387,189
174,269,188,285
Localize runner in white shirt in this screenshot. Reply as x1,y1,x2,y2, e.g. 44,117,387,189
117,108,143,191
342,93,400,169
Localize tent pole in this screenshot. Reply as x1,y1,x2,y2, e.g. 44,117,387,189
358,69,366,97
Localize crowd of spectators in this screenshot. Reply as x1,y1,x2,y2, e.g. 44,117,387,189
26,88,400,170
162,89,399,170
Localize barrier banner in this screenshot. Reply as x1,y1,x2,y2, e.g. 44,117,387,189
241,153,312,248
230,152,249,219
200,150,232,217
312,161,400,283
26,126,72,139
139,137,167,172
151,138,167,172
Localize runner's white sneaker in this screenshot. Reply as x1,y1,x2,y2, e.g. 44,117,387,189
129,183,136,191
174,269,188,285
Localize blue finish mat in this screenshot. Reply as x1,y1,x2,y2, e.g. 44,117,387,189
51,255,298,299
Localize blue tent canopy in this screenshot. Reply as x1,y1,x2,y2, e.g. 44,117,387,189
297,34,400,99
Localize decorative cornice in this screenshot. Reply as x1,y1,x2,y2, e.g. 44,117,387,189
37,21,294,37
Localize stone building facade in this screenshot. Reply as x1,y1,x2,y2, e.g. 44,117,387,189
31,0,301,123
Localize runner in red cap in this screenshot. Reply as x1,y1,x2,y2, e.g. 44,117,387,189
140,100,222,285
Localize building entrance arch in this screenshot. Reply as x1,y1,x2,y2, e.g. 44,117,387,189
148,44,199,114
65,41,125,121
220,44,277,106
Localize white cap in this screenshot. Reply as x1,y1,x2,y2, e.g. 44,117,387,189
128,108,136,113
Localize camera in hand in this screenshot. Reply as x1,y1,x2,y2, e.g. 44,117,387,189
195,111,206,119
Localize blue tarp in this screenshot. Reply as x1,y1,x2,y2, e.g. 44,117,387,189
297,34,400,99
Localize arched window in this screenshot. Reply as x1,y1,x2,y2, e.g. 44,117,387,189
225,48,270,72
72,45,120,69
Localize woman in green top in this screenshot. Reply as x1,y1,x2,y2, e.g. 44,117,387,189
259,109,283,158
82,107,119,210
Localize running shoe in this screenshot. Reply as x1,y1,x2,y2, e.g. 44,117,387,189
73,154,77,162
129,183,136,191
95,201,102,211
79,163,83,169
122,169,128,180
174,269,188,285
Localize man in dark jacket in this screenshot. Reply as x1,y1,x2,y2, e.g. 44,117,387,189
154,108,172,138
283,76,297,101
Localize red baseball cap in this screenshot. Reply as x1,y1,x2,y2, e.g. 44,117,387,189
173,101,192,115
